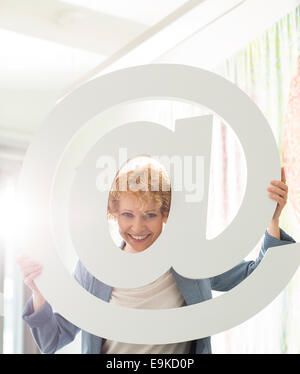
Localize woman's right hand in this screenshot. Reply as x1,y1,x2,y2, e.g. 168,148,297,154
16,253,46,311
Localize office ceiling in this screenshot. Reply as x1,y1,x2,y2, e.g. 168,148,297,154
0,0,299,170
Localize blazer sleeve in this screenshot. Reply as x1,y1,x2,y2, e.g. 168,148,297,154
209,228,296,292
22,261,85,354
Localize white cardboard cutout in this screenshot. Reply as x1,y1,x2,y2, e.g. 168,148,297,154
16,65,300,343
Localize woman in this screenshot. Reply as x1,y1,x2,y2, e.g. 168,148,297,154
17,160,294,354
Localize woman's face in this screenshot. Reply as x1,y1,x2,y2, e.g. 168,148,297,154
117,193,167,253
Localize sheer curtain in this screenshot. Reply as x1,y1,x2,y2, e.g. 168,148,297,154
282,55,300,353
210,6,300,353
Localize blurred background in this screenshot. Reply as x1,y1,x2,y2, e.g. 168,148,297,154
0,0,299,354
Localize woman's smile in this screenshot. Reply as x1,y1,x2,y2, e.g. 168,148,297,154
127,233,152,242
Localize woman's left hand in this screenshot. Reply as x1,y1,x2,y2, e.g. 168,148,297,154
267,167,288,238
267,167,288,220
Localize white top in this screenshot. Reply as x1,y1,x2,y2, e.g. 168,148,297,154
101,269,191,354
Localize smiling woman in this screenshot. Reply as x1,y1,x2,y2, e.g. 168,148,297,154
107,155,171,254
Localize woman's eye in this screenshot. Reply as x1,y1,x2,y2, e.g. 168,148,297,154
122,212,133,217
147,213,157,218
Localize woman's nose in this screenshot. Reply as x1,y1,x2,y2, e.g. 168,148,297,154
131,217,146,233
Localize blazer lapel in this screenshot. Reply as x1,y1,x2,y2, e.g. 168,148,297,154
170,267,211,305
90,276,113,302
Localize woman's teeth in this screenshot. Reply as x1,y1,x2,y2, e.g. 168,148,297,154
129,234,150,241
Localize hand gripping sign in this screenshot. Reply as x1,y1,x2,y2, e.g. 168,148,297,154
16,65,300,344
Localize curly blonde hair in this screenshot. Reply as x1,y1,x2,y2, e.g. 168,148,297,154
107,156,171,219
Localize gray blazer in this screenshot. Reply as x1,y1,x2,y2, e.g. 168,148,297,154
23,229,295,354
